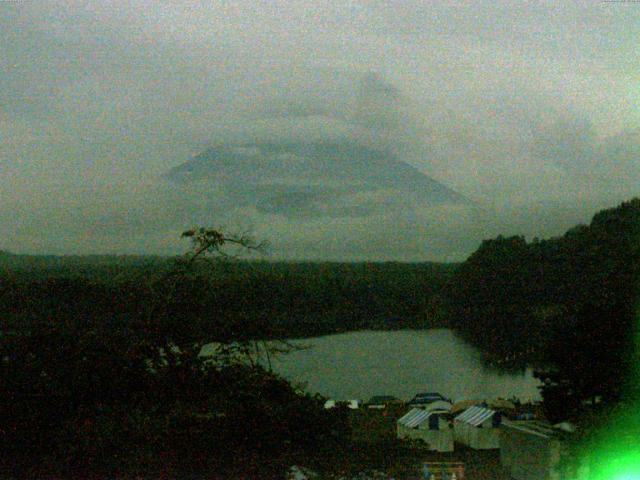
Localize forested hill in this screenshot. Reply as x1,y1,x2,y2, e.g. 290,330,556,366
0,256,456,339
440,198,640,411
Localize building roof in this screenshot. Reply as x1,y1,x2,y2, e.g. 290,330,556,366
367,395,399,404
398,408,450,429
409,392,446,404
424,400,453,412
488,398,516,410
451,400,481,414
501,420,575,439
454,406,496,426
398,408,434,428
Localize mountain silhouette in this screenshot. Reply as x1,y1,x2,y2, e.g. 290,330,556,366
165,141,469,218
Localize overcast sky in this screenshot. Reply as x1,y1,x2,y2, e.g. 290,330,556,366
1,1,639,260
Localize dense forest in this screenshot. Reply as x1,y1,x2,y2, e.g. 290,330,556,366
0,229,436,478
1,199,639,477
439,198,640,423
0,256,455,340
0,241,448,478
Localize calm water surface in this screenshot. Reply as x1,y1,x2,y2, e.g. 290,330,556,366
269,329,541,402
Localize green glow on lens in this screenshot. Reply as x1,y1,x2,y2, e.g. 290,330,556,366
594,454,640,479
584,414,640,479
576,307,640,480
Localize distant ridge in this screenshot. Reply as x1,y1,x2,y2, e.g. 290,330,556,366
165,141,470,218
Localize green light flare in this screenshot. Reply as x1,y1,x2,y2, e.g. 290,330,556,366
591,453,640,479
580,307,640,480
582,412,640,479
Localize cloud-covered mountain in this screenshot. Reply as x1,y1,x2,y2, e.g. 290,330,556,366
4,2,638,259
165,141,469,219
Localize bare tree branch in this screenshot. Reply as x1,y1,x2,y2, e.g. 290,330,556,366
181,227,269,265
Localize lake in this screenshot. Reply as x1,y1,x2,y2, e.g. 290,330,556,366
268,329,541,402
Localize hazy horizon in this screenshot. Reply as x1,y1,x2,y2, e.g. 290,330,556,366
2,1,639,261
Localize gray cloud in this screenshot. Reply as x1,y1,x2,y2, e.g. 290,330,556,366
1,1,639,260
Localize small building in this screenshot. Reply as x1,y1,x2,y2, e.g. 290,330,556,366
397,408,454,452
324,399,336,410
407,392,448,407
454,405,502,449
451,400,481,415
500,420,586,480
488,398,516,412
325,399,362,410
422,462,465,480
366,395,402,409
424,400,453,413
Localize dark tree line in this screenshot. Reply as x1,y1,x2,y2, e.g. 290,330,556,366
440,198,640,422
0,256,454,342
3,198,638,476
0,227,449,478
0,232,357,479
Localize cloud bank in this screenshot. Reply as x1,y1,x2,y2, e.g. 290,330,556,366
1,1,639,260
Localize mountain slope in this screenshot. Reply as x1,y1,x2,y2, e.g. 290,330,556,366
165,141,469,218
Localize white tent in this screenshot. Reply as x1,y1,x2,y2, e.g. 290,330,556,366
323,399,336,410
397,408,454,452
453,406,502,449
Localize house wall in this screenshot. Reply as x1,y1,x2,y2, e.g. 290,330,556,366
397,425,454,452
454,422,501,449
499,428,559,480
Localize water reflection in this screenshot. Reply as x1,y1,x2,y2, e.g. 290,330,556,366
270,329,541,402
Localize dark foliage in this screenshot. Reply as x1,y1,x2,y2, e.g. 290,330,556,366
0,258,455,341
440,198,640,421
0,238,359,479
